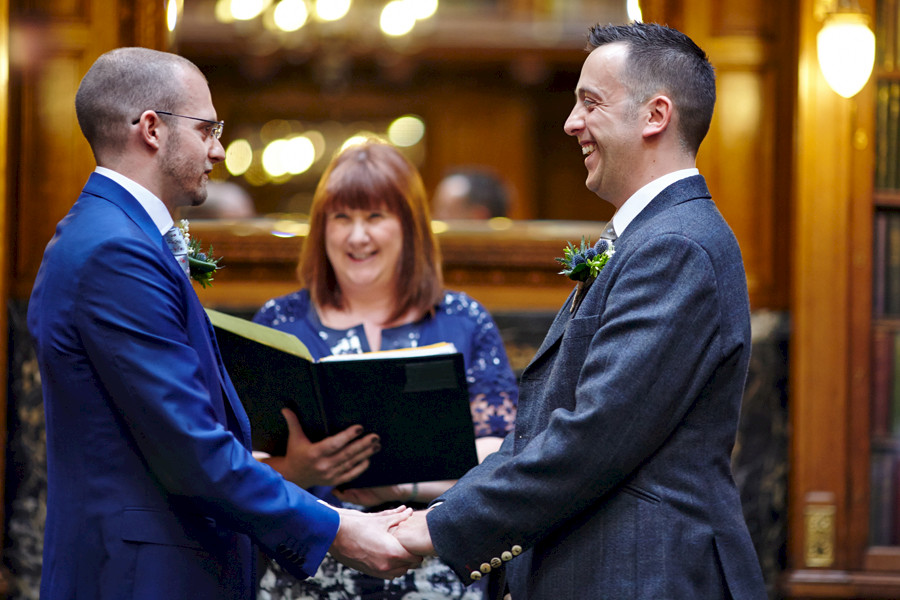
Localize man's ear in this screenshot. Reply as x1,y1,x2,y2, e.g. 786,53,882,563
134,110,164,150
642,95,673,139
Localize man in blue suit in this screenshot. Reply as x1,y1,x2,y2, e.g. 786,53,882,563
394,22,767,599
27,47,420,599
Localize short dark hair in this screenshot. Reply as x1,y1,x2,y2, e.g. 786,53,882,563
587,22,716,155
299,139,443,322
75,47,201,160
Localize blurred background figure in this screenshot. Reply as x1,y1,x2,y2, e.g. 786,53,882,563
179,180,256,220
431,168,512,220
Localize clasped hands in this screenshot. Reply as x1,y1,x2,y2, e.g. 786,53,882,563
329,505,435,578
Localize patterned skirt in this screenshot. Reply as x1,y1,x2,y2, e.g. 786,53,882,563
258,553,485,600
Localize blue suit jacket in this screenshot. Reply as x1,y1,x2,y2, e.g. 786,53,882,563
28,173,339,600
428,176,767,599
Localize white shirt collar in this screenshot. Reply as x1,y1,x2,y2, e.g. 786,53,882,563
94,166,173,235
608,168,699,238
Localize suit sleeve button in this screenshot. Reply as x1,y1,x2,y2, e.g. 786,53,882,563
501,551,513,561
511,545,523,556
470,571,482,581
491,557,502,569
480,562,492,573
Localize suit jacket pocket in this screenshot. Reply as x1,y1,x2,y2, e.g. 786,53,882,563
522,314,602,381
553,314,602,378
120,507,215,549
564,314,602,340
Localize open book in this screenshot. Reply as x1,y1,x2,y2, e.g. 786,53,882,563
206,308,478,488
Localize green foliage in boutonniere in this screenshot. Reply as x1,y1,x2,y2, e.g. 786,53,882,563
556,237,615,282
177,219,222,288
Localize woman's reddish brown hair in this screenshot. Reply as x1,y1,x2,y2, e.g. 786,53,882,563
299,139,443,323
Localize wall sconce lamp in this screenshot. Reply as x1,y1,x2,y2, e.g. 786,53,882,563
816,0,876,98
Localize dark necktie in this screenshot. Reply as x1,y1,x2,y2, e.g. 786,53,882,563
163,226,191,278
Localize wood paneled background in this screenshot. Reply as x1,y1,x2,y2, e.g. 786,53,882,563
9,0,166,299
4,0,884,596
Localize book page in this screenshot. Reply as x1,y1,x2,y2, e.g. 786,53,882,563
205,308,314,361
318,342,458,362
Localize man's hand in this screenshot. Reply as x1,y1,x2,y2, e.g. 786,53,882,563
329,506,423,578
265,409,380,488
391,508,436,556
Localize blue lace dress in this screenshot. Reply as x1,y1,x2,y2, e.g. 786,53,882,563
253,289,518,600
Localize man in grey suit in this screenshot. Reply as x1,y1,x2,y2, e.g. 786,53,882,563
393,22,767,599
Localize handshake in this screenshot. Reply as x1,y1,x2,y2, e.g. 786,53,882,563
328,504,436,578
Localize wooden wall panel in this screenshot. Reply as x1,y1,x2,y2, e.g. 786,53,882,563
15,50,94,285
782,0,880,591
9,0,166,298
702,68,776,306
644,0,792,310
14,0,92,20
711,0,769,36
0,0,10,590
423,91,537,219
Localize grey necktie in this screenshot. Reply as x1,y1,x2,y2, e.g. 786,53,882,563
163,226,191,278
600,221,617,242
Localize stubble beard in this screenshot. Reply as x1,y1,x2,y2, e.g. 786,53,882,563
161,127,208,208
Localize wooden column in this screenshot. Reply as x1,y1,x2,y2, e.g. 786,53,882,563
642,0,794,311
782,0,882,595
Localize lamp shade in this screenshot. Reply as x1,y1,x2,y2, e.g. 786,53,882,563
817,11,876,98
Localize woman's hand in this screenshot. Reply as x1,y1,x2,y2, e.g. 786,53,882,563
334,484,408,507
263,408,381,488
336,479,459,507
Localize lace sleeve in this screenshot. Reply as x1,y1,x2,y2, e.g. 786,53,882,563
465,304,518,438
252,298,278,326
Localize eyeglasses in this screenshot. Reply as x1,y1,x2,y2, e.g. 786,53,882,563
132,110,224,140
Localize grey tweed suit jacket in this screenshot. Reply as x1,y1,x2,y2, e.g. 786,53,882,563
427,175,767,600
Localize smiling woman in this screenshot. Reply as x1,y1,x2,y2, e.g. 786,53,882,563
250,138,519,600
323,207,404,322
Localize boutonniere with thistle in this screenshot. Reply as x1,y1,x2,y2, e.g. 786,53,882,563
177,219,222,288
556,236,615,313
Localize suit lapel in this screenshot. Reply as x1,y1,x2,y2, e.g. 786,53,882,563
84,172,253,447
83,172,188,280
523,176,712,373
522,292,575,373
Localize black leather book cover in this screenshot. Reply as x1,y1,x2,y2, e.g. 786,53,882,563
207,309,478,488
